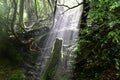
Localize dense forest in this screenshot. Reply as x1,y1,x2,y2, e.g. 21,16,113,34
0,0,54,79
0,0,120,80
74,0,120,80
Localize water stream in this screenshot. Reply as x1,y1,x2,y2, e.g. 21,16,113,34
27,0,83,80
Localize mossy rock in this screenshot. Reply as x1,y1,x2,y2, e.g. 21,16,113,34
9,70,26,80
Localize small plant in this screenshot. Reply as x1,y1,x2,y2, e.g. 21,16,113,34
9,70,26,80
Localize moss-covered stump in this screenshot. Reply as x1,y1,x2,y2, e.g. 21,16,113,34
40,38,62,80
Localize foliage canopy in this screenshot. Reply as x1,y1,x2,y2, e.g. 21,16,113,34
74,0,120,80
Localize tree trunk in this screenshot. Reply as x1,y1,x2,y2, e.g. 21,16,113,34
10,0,21,43
41,38,62,80
80,0,90,28
19,0,24,23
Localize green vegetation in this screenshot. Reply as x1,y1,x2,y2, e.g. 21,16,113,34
74,0,120,80
0,57,25,80
1,0,120,80
0,0,54,79
74,26,120,80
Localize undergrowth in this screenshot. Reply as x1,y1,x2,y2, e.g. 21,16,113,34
74,25,120,80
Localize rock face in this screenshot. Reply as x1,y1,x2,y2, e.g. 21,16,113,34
40,38,62,80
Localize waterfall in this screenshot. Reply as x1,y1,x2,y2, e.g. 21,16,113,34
33,0,83,80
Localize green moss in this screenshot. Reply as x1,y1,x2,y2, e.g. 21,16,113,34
0,63,25,80
41,38,62,80
0,56,26,80
9,70,26,80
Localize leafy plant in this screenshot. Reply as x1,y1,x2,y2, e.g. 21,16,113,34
9,70,26,80
74,0,120,79
74,26,120,80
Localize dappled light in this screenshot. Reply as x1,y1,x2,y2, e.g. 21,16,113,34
0,0,120,80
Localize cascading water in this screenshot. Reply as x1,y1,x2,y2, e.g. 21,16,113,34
30,0,83,80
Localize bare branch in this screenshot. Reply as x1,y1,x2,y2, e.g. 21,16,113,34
57,4,71,8
58,2,84,14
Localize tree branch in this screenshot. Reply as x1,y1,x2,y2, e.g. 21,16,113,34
58,2,84,14
10,0,22,43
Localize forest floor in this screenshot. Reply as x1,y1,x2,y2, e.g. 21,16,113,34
0,54,29,80
0,56,25,80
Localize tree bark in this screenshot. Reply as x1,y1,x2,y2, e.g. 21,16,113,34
19,0,24,23
80,0,90,28
41,38,62,80
10,0,21,43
